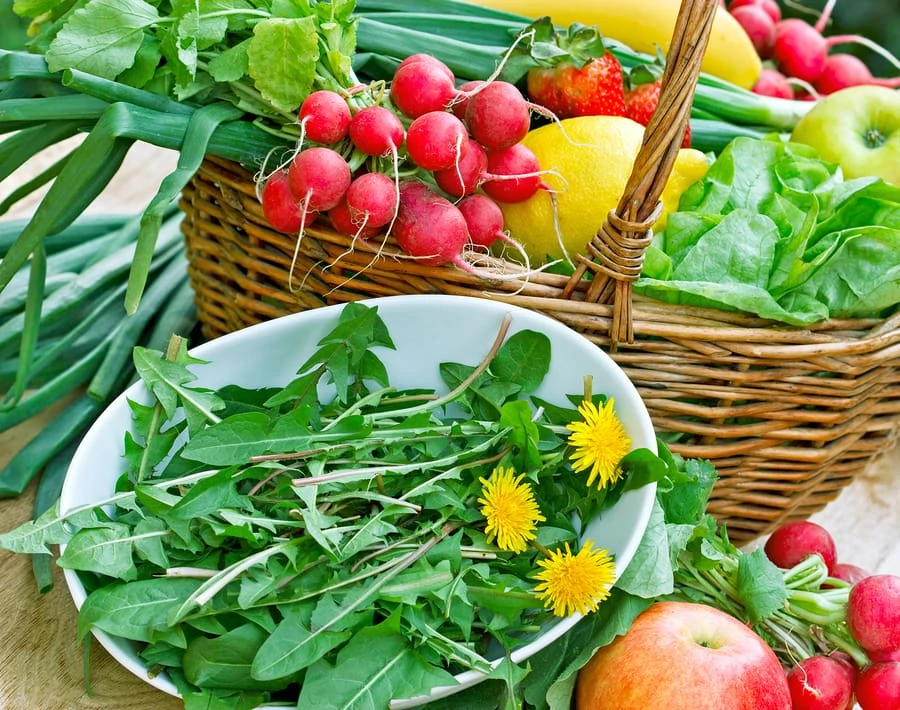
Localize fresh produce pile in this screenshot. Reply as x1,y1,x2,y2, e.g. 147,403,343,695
2,301,898,710
1,0,900,708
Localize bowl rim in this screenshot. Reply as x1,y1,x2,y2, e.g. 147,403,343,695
59,293,657,708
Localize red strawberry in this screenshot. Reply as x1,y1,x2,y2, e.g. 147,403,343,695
624,65,691,148
526,53,626,119
500,18,625,120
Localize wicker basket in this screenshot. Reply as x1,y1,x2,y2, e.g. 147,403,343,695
179,0,900,544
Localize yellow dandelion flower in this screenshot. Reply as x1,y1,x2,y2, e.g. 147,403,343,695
533,540,616,617
566,397,631,490
478,466,546,554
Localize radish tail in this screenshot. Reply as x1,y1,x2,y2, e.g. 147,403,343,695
825,35,900,71
287,191,314,293
481,27,536,85
451,252,559,283
787,77,821,99
524,100,562,125
481,169,567,190
547,190,574,268
383,146,401,240
813,0,837,33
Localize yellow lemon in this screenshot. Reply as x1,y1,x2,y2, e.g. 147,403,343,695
499,116,708,265
658,147,710,232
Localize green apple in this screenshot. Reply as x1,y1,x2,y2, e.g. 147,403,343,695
790,85,900,186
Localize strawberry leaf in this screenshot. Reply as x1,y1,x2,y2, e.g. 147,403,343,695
500,17,612,84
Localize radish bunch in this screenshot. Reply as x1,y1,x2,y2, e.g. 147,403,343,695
257,54,548,275
726,0,900,100
763,520,900,709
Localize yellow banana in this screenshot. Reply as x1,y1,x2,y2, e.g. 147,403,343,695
469,0,762,89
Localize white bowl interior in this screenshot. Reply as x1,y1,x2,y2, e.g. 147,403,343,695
60,294,657,708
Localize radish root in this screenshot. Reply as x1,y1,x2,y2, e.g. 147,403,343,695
286,190,314,293
825,35,900,71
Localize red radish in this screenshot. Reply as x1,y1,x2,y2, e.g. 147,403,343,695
815,53,900,94
404,111,470,171
786,655,855,710
465,81,532,151
847,575,900,656
389,59,457,118
457,193,534,270
772,19,829,83
457,193,507,248
830,651,859,683
757,0,781,23
393,181,543,280
392,180,471,266
298,90,351,145
287,147,351,212
731,4,777,58
348,105,405,157
829,562,870,585
481,143,548,204
345,172,398,230
260,170,317,234
871,650,900,663
753,67,795,99
449,79,486,120
763,520,838,572
328,195,382,240
432,138,488,197
854,661,900,710
729,0,781,23
772,0,900,87
396,53,454,81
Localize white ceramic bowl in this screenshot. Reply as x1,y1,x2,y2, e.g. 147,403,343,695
60,293,657,708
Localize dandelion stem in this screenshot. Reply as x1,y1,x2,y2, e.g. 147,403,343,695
366,312,513,422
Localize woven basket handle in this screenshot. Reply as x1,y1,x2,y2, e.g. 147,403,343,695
561,0,719,348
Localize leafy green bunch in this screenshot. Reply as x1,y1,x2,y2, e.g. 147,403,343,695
638,135,900,324
0,302,666,709
16,0,361,123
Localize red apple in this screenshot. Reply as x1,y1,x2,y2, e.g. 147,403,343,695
575,601,791,709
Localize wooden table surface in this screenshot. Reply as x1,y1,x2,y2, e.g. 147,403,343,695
0,142,898,710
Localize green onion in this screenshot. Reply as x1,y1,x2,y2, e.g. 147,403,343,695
0,152,71,218
91,245,190,399
689,119,769,153
0,395,104,498
0,121,79,183
356,17,507,80
125,102,244,314
2,244,46,408
61,68,194,115
30,438,81,592
0,214,130,255
691,84,811,131
0,49,58,80
354,0,523,20
0,213,183,358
